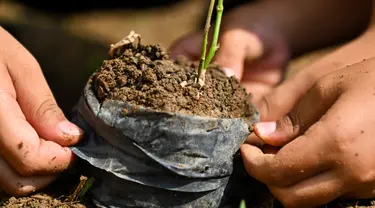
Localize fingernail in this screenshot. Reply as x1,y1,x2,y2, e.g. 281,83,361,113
58,121,83,136
221,67,236,78
254,122,276,137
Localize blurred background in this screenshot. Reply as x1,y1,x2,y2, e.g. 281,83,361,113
0,0,329,115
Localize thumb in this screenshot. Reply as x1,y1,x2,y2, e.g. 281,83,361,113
254,73,339,146
215,29,264,80
24,94,83,147
247,70,316,146
254,69,317,122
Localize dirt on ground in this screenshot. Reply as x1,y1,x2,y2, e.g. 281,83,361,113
0,172,93,208
2,195,86,208
93,39,255,119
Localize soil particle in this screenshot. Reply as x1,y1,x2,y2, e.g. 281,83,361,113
92,43,255,118
17,142,23,150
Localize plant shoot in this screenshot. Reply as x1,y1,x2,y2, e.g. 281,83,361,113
196,0,224,87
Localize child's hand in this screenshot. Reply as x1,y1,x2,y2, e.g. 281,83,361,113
242,57,375,207
242,26,375,207
0,27,83,196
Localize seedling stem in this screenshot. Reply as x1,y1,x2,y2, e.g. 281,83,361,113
196,0,224,87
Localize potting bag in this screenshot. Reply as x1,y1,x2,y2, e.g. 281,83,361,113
70,76,260,208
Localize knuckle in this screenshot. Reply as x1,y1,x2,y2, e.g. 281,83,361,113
11,152,39,177
333,137,350,157
257,94,273,119
279,113,299,138
349,168,375,185
310,71,340,100
329,131,356,160
34,95,62,120
311,78,329,99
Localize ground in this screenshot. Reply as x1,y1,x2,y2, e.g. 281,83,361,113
0,0,373,207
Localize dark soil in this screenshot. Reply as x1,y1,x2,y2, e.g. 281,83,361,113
92,42,256,119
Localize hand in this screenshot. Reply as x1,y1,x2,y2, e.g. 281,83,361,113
0,27,83,196
241,57,375,208
169,4,290,100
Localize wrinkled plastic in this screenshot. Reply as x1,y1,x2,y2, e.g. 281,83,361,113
70,76,260,208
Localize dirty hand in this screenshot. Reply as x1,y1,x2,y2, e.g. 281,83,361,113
241,57,375,207
169,5,290,100
0,27,83,196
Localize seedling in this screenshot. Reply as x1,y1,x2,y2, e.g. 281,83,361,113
196,0,224,87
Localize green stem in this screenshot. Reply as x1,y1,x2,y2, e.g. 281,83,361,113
196,0,216,83
239,200,247,208
204,0,224,69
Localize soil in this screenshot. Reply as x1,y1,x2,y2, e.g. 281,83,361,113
2,195,85,208
92,40,256,119
0,171,94,208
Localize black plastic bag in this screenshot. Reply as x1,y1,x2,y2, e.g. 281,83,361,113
70,75,260,208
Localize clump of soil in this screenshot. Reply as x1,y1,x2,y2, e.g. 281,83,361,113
92,40,255,118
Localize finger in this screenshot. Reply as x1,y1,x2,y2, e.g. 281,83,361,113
0,29,83,146
240,120,335,187
255,74,340,146
253,44,358,123
269,170,345,208
214,28,264,80
0,156,56,197
169,31,204,61
245,133,266,147
240,42,289,92
246,122,275,146
0,64,75,176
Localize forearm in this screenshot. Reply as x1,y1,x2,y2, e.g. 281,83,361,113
223,0,372,57
282,20,375,107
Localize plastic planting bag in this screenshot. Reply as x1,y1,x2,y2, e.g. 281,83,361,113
70,75,260,207
70,63,260,208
